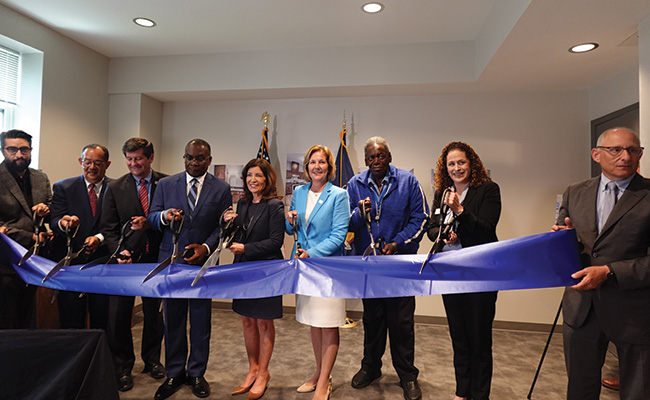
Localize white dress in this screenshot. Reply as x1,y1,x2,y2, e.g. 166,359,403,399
295,189,346,328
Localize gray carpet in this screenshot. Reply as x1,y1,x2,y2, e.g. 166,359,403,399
119,305,619,400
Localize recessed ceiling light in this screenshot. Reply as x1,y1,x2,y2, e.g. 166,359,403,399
569,42,599,53
362,2,384,13
133,17,156,28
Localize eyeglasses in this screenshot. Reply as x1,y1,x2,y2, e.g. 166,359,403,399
4,146,32,155
82,159,106,167
183,154,209,163
597,146,644,157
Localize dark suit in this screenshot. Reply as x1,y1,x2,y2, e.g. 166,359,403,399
558,174,650,400
0,160,52,329
231,198,285,319
50,175,111,330
148,172,231,379
101,171,166,375
428,181,501,400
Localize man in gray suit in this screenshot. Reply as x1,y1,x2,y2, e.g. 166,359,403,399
553,127,650,400
0,129,52,329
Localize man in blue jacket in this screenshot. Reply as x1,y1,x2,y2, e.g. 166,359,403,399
347,136,429,400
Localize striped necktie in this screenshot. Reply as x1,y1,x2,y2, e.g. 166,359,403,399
188,178,198,216
139,178,149,216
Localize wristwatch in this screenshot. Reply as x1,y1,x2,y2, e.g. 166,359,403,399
606,264,616,280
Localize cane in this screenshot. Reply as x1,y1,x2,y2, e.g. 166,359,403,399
527,300,562,399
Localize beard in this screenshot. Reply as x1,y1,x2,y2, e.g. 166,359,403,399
5,156,31,173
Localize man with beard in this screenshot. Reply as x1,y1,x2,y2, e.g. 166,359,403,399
0,129,52,329
347,136,429,400
50,144,112,330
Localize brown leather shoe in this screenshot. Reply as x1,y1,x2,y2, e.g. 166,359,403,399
602,378,619,391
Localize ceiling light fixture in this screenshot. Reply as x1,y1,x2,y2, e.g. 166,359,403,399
133,17,156,28
568,42,598,53
362,2,384,13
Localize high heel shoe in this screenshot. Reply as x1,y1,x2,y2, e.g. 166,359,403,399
247,374,270,400
296,382,317,393
231,381,254,395
327,376,332,399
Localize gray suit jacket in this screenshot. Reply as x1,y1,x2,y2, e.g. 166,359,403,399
0,160,52,249
558,173,650,344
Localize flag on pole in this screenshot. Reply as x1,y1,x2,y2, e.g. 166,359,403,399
334,114,354,188
257,112,271,162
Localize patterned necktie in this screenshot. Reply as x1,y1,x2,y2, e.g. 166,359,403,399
88,183,98,217
188,178,198,216
598,181,618,233
139,178,149,216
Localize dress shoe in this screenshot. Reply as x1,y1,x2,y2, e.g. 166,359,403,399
400,379,422,400
232,381,254,395
117,373,133,392
143,362,166,379
602,378,620,390
188,376,210,398
247,373,270,400
155,376,186,400
296,381,317,393
351,368,381,389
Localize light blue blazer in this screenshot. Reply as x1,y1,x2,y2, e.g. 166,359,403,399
285,181,350,258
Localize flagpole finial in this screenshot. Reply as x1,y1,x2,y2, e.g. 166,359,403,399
261,111,270,130
342,110,346,129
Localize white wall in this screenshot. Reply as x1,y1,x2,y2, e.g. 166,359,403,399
159,92,589,323
0,4,109,183
589,66,639,121
640,15,650,176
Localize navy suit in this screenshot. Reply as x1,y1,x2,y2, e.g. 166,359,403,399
50,175,111,330
148,171,231,378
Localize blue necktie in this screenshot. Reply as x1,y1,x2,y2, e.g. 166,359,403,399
598,181,618,233
188,178,198,216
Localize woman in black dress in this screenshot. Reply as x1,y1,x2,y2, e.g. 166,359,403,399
225,159,285,400
428,142,501,400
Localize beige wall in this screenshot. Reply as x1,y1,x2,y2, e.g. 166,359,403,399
157,92,588,323
0,4,109,183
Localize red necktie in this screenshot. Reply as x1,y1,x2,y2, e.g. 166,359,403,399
139,179,150,253
139,178,149,216
88,183,97,217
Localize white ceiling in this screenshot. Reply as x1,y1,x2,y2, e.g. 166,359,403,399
1,0,649,99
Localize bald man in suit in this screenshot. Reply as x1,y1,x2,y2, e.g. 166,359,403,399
553,127,650,400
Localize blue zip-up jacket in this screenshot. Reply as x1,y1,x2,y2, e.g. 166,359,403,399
347,165,429,255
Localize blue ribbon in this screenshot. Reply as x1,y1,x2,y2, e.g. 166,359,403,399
0,230,580,299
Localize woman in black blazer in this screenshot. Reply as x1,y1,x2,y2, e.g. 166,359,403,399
428,141,501,400
224,159,285,400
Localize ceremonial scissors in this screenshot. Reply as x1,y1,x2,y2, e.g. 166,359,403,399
80,220,134,270
359,198,382,257
143,211,184,283
18,214,46,266
43,223,87,283
191,209,239,287
291,213,303,257
419,188,456,274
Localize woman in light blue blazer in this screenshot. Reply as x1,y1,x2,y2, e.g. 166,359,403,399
285,144,350,400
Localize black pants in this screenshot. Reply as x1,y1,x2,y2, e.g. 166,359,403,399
57,291,109,330
361,296,418,382
164,298,212,378
443,291,497,400
0,274,36,329
107,295,164,375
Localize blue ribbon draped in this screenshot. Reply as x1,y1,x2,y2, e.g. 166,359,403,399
0,230,580,299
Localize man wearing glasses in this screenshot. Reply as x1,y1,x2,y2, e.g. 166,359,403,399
552,127,650,399
50,144,112,330
0,129,52,329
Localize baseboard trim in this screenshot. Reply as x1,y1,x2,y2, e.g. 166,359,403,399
135,300,562,334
